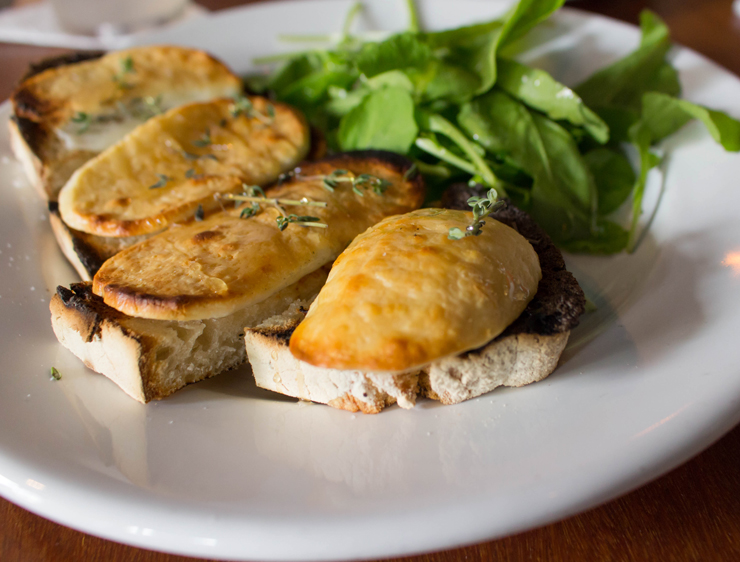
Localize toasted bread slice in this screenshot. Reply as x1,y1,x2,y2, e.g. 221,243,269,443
11,46,242,201
245,202,584,413
92,151,425,321
50,266,330,403
58,96,310,238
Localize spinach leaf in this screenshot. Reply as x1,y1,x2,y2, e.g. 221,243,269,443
576,10,671,111
355,32,432,78
325,70,415,118
641,92,740,149
423,0,565,100
583,148,635,215
498,0,567,48
497,58,609,143
626,121,661,249
558,219,629,254
459,90,595,218
337,86,419,153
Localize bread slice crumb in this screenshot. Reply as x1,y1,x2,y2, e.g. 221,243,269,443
245,306,569,413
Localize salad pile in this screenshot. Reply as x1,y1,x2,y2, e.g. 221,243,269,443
249,0,740,253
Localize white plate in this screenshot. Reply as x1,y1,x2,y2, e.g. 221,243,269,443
2,1,740,560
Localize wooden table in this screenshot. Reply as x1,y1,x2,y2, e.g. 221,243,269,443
2,1,740,560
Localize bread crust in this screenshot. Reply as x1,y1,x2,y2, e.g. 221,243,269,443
92,151,425,321
246,304,569,413
246,303,418,414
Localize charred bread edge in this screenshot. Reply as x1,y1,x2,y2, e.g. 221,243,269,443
11,52,106,179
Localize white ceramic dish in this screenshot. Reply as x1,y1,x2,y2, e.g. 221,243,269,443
1,1,740,560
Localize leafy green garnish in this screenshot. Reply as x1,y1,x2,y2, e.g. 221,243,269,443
50,367,62,380
256,0,740,254
71,111,92,133
149,174,172,189
113,56,136,89
448,188,505,239
276,214,328,231
338,87,418,152
192,128,212,147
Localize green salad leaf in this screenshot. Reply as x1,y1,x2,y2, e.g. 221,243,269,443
254,0,740,255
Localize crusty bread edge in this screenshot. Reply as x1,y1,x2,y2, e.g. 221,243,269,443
49,209,94,281
246,312,569,413
8,118,47,200
50,286,148,402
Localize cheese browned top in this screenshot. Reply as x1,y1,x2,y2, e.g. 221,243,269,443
92,152,425,321
58,97,309,237
289,208,542,372
12,46,242,153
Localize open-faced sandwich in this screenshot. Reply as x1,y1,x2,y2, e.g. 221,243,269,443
245,185,585,413
50,151,425,402
53,95,311,279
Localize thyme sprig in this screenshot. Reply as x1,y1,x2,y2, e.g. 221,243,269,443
276,214,328,231
230,95,276,124
149,173,172,189
448,188,505,240
192,128,213,147
224,185,328,220
182,151,218,162
71,111,93,133
112,56,136,90
300,169,390,196
224,193,327,208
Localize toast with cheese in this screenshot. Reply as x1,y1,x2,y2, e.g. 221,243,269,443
91,151,425,321
10,46,242,201
245,200,585,413
58,96,310,238
51,151,425,400
51,269,330,403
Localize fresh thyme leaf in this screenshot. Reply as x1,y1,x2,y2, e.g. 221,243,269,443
240,205,259,218
276,214,326,231
113,55,136,89
185,169,204,180
50,366,62,380
230,94,275,124
195,204,205,221
230,94,254,117
323,178,336,192
149,173,172,189
192,128,212,147
448,188,505,239
447,227,466,240
121,56,135,74
352,185,364,196
71,111,92,133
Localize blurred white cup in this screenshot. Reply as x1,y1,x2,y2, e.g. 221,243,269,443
50,0,189,35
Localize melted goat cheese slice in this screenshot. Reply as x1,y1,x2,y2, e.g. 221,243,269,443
289,208,542,373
